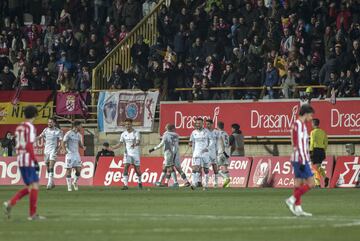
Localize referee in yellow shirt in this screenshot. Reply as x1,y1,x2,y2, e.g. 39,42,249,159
310,119,329,188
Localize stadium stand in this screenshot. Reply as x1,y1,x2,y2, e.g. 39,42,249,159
0,0,359,101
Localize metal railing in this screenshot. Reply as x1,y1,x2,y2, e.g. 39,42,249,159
175,85,327,99
91,0,166,91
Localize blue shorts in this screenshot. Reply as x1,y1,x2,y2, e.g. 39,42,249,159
20,167,39,185
292,162,314,179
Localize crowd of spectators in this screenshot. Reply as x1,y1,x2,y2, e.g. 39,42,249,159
0,0,360,101
0,0,157,92
106,0,360,100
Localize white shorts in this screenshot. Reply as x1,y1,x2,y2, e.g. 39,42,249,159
65,153,82,168
124,154,140,166
192,156,210,168
163,150,175,167
208,153,217,164
217,153,229,166
44,151,57,163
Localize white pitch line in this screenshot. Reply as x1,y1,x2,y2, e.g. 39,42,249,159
61,212,360,222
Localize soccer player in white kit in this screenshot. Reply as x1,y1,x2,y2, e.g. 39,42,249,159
216,121,231,188
36,118,63,190
61,121,86,191
112,119,142,190
189,118,210,189
205,119,219,188
149,124,190,188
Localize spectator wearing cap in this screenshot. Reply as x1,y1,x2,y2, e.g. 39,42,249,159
229,123,245,157
95,142,115,174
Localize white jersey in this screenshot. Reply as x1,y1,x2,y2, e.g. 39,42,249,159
190,128,210,157
63,130,82,155
154,131,179,154
120,130,140,156
40,127,63,154
207,129,219,157
217,130,230,155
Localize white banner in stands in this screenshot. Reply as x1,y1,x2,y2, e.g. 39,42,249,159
97,90,159,132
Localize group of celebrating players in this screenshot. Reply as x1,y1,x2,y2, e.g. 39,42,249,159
3,103,317,220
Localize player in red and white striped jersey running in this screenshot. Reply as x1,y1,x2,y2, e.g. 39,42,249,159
285,104,315,217
3,105,45,220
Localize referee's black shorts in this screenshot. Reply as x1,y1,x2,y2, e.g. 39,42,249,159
311,148,326,164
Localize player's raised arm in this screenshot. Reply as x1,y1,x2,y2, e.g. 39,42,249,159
35,128,46,141
111,142,122,150
149,135,165,153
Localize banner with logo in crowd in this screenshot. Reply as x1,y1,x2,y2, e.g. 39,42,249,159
97,90,159,132
248,156,335,188
330,156,360,188
0,156,95,186
0,90,53,137
93,156,252,187
56,92,88,116
160,99,360,137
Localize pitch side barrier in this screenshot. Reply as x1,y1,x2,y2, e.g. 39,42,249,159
1,156,358,188
159,98,360,139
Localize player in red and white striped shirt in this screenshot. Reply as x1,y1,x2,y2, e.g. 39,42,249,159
285,104,315,217
3,105,45,220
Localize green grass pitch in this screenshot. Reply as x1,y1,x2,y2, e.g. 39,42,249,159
0,187,359,241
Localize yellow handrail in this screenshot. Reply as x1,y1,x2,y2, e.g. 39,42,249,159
92,0,166,91
175,85,327,91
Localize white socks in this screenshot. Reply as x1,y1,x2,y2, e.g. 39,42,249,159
123,175,129,186
204,174,209,188
171,172,178,184
66,177,72,190
158,172,166,183
47,172,54,186
214,174,219,186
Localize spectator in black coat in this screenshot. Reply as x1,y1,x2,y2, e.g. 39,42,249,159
130,35,149,68
108,64,126,89
189,37,204,62
0,65,16,90
1,132,15,157
122,0,141,30
95,142,115,174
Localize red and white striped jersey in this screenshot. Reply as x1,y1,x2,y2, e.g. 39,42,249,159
15,121,37,167
291,119,310,165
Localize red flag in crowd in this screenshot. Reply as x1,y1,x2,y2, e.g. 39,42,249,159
56,92,89,117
